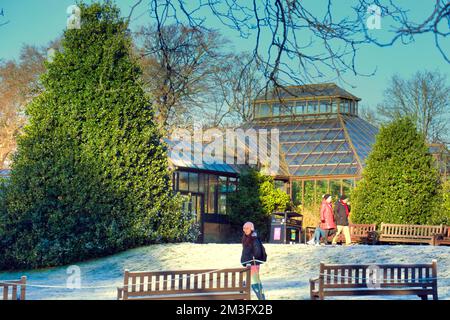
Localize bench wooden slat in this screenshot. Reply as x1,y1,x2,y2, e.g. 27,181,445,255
3,285,8,300
11,285,17,300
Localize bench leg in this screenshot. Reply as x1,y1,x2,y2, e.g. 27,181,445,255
432,290,438,300
418,294,428,300
310,281,315,300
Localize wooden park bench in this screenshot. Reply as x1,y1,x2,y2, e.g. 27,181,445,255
1,276,27,300
117,267,251,300
434,225,450,246
310,260,438,300
379,223,444,245
332,224,377,244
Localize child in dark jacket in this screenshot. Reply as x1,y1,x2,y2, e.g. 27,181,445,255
241,222,266,300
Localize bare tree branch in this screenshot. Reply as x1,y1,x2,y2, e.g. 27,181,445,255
127,0,449,94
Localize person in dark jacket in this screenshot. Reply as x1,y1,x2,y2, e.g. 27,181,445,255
240,222,266,300
332,195,352,245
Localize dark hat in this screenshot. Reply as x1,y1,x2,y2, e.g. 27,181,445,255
339,194,349,201
323,194,331,200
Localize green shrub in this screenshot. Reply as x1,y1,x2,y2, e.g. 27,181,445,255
352,117,442,225
227,168,290,240
442,180,450,224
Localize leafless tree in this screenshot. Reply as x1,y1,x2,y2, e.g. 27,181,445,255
358,104,380,128
0,45,47,168
212,53,264,125
377,70,450,143
129,0,449,96
135,24,231,131
0,7,9,27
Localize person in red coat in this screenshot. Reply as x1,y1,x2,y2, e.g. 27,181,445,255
320,194,336,244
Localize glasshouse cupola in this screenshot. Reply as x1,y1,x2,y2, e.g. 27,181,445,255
253,83,361,120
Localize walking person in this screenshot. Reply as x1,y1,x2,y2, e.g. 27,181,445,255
320,194,336,244
332,195,352,245
240,222,266,300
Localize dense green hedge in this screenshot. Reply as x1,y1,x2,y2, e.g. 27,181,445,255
0,2,196,270
227,168,290,240
352,117,445,225
443,180,450,220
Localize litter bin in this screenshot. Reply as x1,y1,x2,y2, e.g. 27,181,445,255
269,211,303,244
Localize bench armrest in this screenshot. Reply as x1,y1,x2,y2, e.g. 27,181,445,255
310,277,319,289
309,277,320,299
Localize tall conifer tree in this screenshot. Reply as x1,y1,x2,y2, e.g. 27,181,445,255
352,117,442,225
0,2,194,269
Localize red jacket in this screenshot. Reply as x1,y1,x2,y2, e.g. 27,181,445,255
320,200,336,230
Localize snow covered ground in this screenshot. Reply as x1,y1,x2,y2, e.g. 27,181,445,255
1,243,449,300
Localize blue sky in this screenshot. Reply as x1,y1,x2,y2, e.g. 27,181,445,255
0,0,449,111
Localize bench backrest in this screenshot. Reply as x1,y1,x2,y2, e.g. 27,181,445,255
119,268,251,300
380,223,444,238
319,261,437,289
0,276,26,300
349,224,376,236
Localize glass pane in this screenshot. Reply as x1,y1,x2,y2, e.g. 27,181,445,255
341,100,349,113
208,175,218,213
307,101,318,114
303,180,315,207
219,176,227,193
218,194,227,214
259,103,270,117
199,173,205,192
316,180,328,200
330,180,341,201
189,172,199,192
295,101,306,114
292,181,302,206
179,171,189,191
181,195,190,215
272,103,280,116
342,179,353,197
217,176,228,214
274,180,287,192
331,99,338,113
279,103,290,116
319,100,329,113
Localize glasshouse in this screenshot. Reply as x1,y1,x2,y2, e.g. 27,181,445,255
168,83,380,242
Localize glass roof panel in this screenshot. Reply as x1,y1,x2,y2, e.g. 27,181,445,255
343,115,378,165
